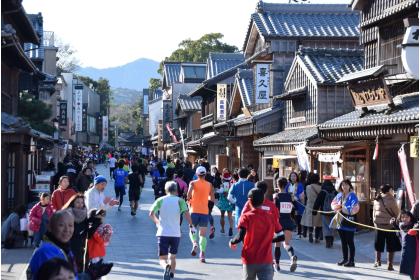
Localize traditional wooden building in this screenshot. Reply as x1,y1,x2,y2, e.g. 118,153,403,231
254,48,363,188
316,0,419,217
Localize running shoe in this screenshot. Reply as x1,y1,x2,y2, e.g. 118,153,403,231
273,262,281,273
163,264,171,280
169,272,175,279
209,226,215,239
199,252,206,263
191,243,198,256
290,256,298,272
294,235,301,240
228,228,233,237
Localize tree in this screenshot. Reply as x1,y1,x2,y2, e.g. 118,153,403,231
148,78,161,94
55,37,80,74
158,33,239,75
77,76,112,116
18,92,55,135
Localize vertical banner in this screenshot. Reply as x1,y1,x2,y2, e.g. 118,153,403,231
255,64,270,104
82,104,88,131
216,84,227,121
410,136,419,158
59,101,67,126
166,123,178,143
102,116,109,142
295,143,311,171
74,85,83,131
143,94,149,116
179,127,187,159
162,100,172,143
398,144,416,207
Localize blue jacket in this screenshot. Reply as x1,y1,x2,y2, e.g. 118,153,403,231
285,182,305,215
113,168,128,188
228,179,254,211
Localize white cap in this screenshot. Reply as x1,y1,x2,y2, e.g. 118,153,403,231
196,166,207,176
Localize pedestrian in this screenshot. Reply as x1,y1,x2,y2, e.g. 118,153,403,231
285,172,305,239
227,168,254,227
114,160,129,211
87,209,113,265
85,175,119,211
174,170,188,199
182,161,195,186
65,162,78,188
128,164,144,216
1,205,27,249
149,181,194,280
247,169,259,184
75,166,93,193
37,257,76,280
62,194,89,272
216,169,235,236
373,184,401,270
229,188,285,280
29,193,54,247
301,173,322,243
331,179,360,267
152,162,168,200
274,177,298,272
50,162,67,193
187,166,215,263
51,176,77,211
313,180,337,248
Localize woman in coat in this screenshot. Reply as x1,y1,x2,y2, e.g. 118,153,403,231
373,184,401,270
75,167,93,193
29,193,54,247
301,173,322,243
285,172,305,239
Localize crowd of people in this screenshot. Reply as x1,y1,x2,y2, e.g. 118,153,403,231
1,150,419,280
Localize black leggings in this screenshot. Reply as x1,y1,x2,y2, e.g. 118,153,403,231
295,215,302,235
115,188,124,206
338,229,355,262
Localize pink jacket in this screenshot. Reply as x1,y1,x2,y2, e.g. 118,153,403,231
29,202,54,232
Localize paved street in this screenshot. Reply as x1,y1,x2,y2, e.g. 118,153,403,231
94,165,408,280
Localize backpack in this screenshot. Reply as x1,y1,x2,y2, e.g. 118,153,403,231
322,190,335,213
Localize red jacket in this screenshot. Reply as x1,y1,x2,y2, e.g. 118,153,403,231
242,198,282,232
29,202,54,232
88,232,106,259
51,187,77,211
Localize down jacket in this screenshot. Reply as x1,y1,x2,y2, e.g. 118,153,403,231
373,192,399,229
29,202,54,232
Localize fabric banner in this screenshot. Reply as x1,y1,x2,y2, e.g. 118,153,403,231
295,143,310,171
74,85,83,132
255,64,270,104
216,84,227,121
166,123,178,144
398,144,416,207
59,101,67,126
102,116,109,143
318,151,341,163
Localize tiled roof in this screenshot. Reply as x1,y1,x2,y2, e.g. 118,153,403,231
177,95,202,112
244,2,359,50
338,65,385,83
296,48,364,84
231,107,273,126
207,53,244,79
319,93,419,130
1,112,30,133
163,62,181,88
236,69,254,107
254,126,318,146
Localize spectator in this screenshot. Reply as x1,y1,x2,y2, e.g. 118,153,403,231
285,172,305,239
247,169,259,184
75,167,93,193
85,175,119,211
1,205,26,249
87,209,113,265
301,173,322,243
37,258,76,280
50,162,67,193
51,176,77,211
29,193,54,247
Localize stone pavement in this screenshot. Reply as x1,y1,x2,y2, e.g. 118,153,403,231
95,164,408,280
1,247,33,280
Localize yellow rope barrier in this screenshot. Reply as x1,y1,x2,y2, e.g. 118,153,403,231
293,199,418,233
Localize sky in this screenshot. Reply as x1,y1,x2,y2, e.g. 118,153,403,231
23,0,349,69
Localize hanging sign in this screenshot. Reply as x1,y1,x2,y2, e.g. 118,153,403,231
255,64,270,104
348,77,393,109
162,100,172,143
82,104,88,131
102,116,109,142
74,85,83,132
295,143,310,171
410,136,419,158
216,84,227,121
318,151,341,163
59,101,67,126
398,144,416,207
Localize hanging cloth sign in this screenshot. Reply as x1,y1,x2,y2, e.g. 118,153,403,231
294,143,310,171
398,144,416,207
318,151,341,163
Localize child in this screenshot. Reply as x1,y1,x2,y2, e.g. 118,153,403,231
229,188,284,280
392,210,417,280
29,193,54,247
88,209,113,264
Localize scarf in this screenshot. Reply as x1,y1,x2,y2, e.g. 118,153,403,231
71,208,87,224
44,232,72,255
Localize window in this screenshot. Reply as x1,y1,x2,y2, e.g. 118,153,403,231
263,156,299,179
7,152,16,210
342,149,369,201
292,97,306,118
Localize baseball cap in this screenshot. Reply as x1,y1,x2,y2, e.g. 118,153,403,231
196,166,207,176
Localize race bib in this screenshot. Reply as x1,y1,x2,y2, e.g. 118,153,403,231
279,202,293,214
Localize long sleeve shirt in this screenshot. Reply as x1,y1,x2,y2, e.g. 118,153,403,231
85,187,108,211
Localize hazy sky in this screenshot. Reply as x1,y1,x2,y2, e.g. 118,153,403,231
23,0,349,69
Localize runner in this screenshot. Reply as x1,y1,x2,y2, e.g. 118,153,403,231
274,177,298,272
113,160,129,211
149,181,194,280
229,188,284,280
187,166,215,263
109,154,117,180
128,164,144,216
227,168,254,227
216,169,235,236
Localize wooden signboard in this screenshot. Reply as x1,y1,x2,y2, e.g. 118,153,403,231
348,77,393,109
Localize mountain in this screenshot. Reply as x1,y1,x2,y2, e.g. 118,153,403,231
111,88,142,105
77,58,160,90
